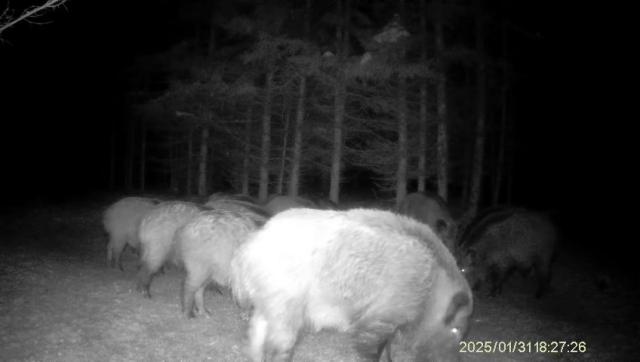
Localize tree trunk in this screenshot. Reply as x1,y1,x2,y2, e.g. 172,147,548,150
396,76,408,208
241,107,253,195
330,76,345,204
329,0,349,204
417,0,429,193
493,84,508,205
258,71,274,203
461,141,472,205
288,76,306,197
198,126,209,197
493,19,509,206
208,4,216,58
505,86,515,206
288,0,311,198
139,120,146,193
109,122,116,190
506,144,513,205
124,118,135,192
418,85,428,193
395,0,408,208
169,132,178,193
276,96,291,195
435,0,449,201
505,109,514,206
186,125,193,196
466,2,486,220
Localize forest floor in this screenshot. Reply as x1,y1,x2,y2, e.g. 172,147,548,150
1,196,638,361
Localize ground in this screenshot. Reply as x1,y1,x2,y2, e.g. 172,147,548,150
0,197,637,361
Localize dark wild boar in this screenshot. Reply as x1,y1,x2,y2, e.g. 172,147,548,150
397,192,458,254
459,207,557,298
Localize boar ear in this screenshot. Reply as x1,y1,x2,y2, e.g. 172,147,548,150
465,249,477,263
435,219,448,235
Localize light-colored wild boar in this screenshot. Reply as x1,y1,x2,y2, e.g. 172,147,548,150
175,209,261,318
136,201,202,298
459,207,557,298
231,208,473,362
398,192,458,254
263,195,317,215
103,196,160,271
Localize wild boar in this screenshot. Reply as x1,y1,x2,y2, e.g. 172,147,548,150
231,208,473,362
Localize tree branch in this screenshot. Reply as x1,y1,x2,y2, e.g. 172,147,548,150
0,0,69,39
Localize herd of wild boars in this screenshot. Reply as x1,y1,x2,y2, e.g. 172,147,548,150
101,191,558,360
102,193,334,299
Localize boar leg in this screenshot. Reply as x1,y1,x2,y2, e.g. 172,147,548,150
248,312,270,362
352,319,395,361
489,265,514,297
136,264,155,298
534,260,552,298
194,286,211,317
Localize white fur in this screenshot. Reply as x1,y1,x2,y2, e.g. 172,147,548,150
230,208,472,361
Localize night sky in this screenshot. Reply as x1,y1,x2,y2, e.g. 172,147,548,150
0,1,622,248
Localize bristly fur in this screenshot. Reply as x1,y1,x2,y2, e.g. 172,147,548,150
136,201,202,298
460,208,557,298
177,209,260,318
397,192,458,254
230,208,473,362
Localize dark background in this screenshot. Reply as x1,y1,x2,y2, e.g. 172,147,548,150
0,1,625,256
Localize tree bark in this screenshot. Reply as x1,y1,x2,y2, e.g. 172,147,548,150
186,125,193,196
466,2,487,220
241,107,253,195
462,140,472,205
395,0,408,208
139,120,146,193
109,122,116,190
329,0,349,204
435,0,449,201
287,0,311,198
198,126,209,197
276,96,291,195
396,76,408,208
505,104,514,205
417,0,429,193
258,71,274,203
493,83,508,205
418,85,428,193
330,76,345,204
169,132,178,193
493,19,509,206
288,76,306,197
124,118,135,192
